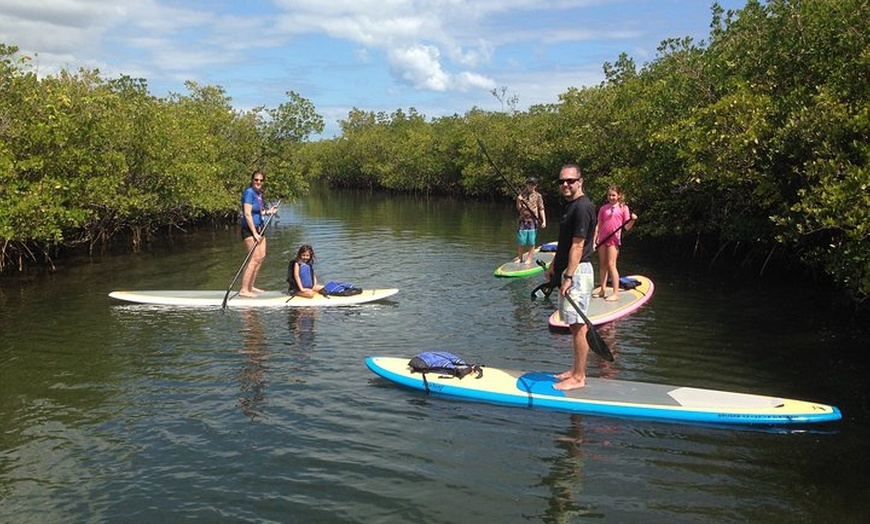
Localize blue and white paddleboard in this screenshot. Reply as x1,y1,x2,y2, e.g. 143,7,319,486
365,356,842,426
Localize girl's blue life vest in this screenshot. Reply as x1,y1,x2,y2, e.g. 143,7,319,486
287,260,315,292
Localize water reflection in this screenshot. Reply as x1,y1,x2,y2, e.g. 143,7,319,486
238,309,270,421
288,308,318,352
285,308,317,383
595,323,621,380
1,187,864,523
236,307,320,420
539,415,605,522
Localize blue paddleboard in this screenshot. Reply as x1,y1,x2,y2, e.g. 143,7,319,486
366,356,842,426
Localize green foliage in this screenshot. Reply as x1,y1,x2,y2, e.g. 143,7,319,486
259,90,325,197
0,45,322,270
2,0,867,300
297,0,868,301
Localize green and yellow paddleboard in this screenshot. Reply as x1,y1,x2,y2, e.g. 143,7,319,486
494,243,556,278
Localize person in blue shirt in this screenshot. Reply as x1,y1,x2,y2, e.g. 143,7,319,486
287,245,324,298
240,170,278,297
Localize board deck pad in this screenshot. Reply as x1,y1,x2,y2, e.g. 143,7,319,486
109,288,399,307
494,243,556,278
366,356,842,426
549,274,654,328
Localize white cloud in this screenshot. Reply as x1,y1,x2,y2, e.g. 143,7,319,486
455,71,497,91
388,44,450,91
386,44,496,92
271,1,505,92
353,47,371,64
448,39,494,68
0,0,748,139
0,0,120,59
0,0,120,30
0,0,599,97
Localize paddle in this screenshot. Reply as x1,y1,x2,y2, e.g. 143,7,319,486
530,280,554,300
594,216,633,251
537,260,614,362
477,139,540,226
530,266,558,300
221,199,281,310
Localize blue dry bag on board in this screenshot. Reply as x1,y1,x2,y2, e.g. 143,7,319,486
322,281,363,296
408,351,483,380
605,277,640,290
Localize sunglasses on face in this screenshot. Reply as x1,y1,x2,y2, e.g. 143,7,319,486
558,178,579,186
253,178,264,182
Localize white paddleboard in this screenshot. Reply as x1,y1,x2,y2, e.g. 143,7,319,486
109,288,399,307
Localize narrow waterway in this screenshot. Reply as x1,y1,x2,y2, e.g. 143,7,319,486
1,188,866,523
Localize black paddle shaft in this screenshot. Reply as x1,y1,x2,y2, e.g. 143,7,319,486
477,139,540,224
594,216,632,250
535,259,613,361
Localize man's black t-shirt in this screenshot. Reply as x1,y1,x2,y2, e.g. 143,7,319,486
553,194,597,275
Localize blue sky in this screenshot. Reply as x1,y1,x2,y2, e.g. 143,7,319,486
0,0,750,138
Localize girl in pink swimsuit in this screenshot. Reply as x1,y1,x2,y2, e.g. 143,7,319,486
595,185,637,301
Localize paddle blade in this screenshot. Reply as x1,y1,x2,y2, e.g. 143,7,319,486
530,282,554,301
585,325,614,362
563,292,614,362
531,260,557,300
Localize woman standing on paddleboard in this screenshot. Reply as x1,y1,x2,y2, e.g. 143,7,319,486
240,170,278,297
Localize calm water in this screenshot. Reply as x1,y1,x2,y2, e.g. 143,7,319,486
1,189,867,524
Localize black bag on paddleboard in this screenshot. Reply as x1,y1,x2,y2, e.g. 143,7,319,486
408,351,483,380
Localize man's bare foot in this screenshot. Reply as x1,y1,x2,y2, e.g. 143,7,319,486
239,291,257,298
554,376,586,391
595,291,606,298
555,370,573,380
252,287,266,294
605,294,620,302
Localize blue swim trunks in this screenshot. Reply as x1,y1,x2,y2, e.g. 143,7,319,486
516,228,537,246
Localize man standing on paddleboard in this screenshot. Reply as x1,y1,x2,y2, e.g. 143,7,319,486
545,164,597,390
